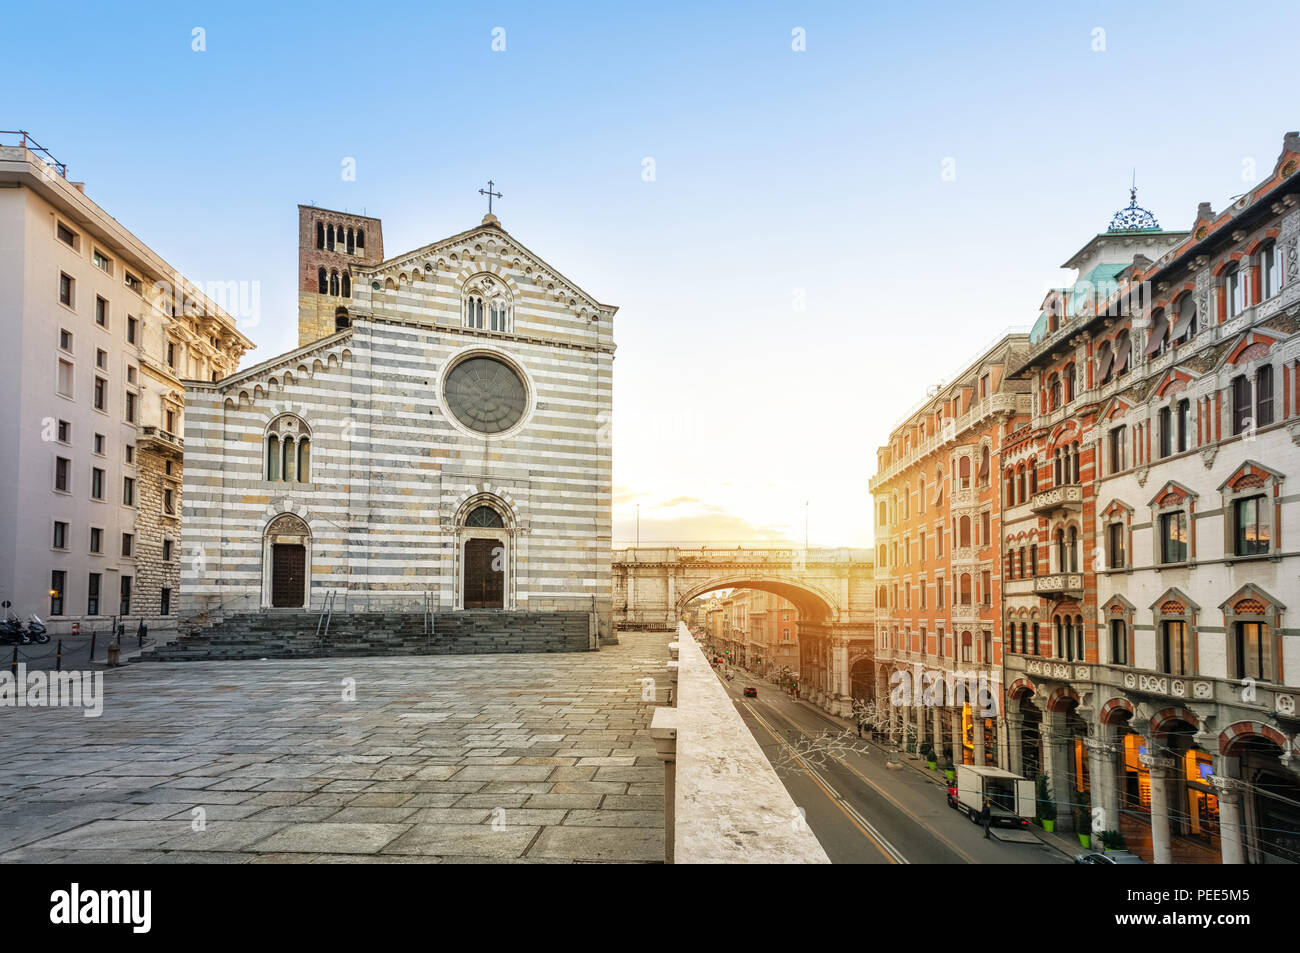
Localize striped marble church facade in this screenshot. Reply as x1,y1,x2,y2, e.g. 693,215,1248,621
179,212,617,642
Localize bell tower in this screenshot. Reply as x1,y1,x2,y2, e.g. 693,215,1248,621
297,204,384,345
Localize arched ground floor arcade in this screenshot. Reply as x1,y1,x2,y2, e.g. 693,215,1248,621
1000,673,1300,864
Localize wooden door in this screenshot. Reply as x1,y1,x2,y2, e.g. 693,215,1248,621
272,543,305,607
464,538,504,609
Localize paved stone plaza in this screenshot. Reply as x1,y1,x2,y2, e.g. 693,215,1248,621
0,630,671,863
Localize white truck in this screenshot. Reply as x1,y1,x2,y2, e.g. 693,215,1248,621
950,764,1035,829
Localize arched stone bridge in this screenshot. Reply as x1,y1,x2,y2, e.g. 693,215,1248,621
612,547,877,716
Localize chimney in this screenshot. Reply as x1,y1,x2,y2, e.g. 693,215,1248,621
1197,201,1214,221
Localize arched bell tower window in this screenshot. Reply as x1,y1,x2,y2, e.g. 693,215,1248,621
318,267,327,294
462,274,512,333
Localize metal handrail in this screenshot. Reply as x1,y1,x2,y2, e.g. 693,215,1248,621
315,589,337,650
0,130,67,177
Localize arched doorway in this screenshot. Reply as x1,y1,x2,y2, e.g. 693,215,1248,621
850,655,875,703
1222,728,1300,864
1018,694,1042,778
263,513,311,608
458,500,511,609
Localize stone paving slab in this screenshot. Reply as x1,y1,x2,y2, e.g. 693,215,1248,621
0,630,670,863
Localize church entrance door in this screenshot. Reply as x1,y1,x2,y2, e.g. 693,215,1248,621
271,543,306,607
464,538,504,609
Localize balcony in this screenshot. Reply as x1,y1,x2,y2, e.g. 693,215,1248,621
1029,484,1082,515
950,603,981,622
137,425,184,457
1034,573,1083,597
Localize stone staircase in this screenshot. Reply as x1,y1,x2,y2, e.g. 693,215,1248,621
135,610,594,662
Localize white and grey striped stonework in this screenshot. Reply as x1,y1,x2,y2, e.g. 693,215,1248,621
180,221,616,642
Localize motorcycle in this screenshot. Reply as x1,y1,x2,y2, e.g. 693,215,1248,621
0,615,22,644
0,613,49,645
25,614,49,644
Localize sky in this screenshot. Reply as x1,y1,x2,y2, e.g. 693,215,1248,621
7,0,1298,548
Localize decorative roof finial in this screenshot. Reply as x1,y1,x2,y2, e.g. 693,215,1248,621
1108,173,1159,232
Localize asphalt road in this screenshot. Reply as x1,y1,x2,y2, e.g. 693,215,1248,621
718,668,1069,864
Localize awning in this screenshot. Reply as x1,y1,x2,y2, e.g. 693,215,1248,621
1114,333,1131,374
1171,297,1197,340
1097,345,1114,382
1144,310,1169,357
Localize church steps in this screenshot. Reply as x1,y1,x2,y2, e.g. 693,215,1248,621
135,611,594,662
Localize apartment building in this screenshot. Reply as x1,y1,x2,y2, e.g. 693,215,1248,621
0,135,252,633
870,334,1031,765
871,130,1300,864
1001,133,1300,864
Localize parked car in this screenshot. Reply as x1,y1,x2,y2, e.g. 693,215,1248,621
743,687,757,698
1073,850,1146,865
946,781,959,808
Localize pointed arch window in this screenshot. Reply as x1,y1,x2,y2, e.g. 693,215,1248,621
1225,263,1246,318
1115,330,1131,376
462,275,512,333
1256,364,1274,427
1260,240,1281,300
1172,294,1197,344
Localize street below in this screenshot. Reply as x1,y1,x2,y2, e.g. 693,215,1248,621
717,667,1069,864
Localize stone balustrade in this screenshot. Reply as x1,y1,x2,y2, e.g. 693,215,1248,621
650,622,829,864
1029,483,1083,514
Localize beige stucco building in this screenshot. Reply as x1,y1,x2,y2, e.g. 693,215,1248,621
0,136,251,632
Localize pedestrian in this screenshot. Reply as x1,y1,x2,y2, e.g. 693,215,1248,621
980,798,992,839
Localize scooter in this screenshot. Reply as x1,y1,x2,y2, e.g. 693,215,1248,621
24,614,49,644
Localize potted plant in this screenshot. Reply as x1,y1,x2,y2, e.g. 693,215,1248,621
1035,775,1056,833
1099,829,1127,853
943,758,956,781
920,742,936,768
1074,805,1092,848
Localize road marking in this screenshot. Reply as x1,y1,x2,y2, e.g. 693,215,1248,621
759,701,981,865
830,755,981,865
743,702,908,864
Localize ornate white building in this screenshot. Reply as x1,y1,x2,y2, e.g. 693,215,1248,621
180,212,617,642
